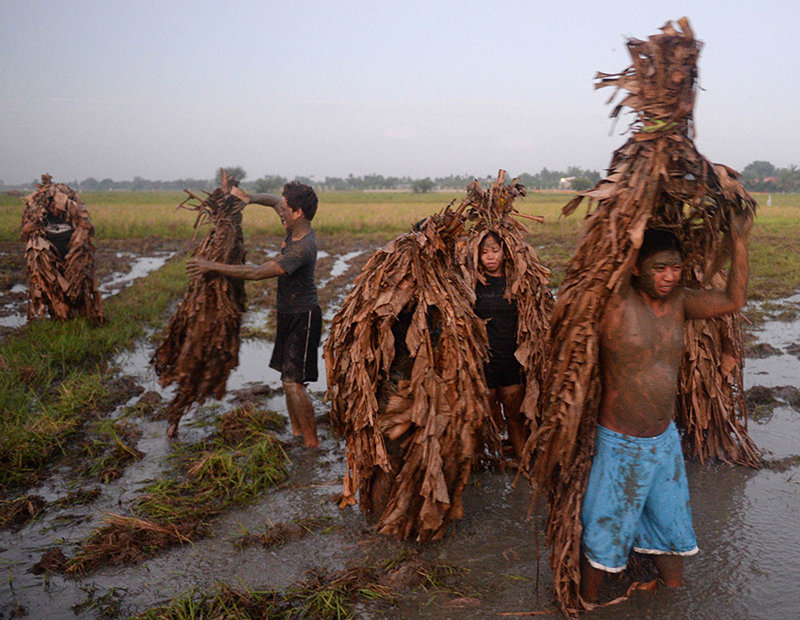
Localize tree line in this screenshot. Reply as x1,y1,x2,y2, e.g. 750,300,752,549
3,161,797,193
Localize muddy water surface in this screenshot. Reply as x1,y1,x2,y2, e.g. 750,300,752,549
1,239,798,619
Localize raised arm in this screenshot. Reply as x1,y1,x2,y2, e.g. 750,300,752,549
186,256,286,281
249,192,289,221
683,210,752,320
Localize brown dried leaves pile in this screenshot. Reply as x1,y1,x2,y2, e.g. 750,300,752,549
530,19,759,615
152,172,247,436
21,174,104,323
326,172,552,541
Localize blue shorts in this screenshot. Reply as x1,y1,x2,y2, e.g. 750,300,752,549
580,421,698,572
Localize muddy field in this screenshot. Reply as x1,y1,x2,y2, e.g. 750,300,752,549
1,236,799,619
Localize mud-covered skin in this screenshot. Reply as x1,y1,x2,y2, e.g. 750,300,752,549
583,217,751,601
598,261,686,437
599,215,751,439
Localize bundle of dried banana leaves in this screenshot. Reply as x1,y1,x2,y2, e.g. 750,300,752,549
21,174,104,323
459,171,554,463
530,19,759,615
152,171,248,437
325,200,490,542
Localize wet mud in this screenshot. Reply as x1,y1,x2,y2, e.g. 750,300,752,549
1,237,798,619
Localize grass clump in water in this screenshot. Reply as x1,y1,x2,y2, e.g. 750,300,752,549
65,404,288,575
0,258,187,494
133,568,394,620
79,418,144,483
234,515,337,549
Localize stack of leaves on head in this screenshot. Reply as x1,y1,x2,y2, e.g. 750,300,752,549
21,174,104,324
460,171,554,466
530,18,759,616
152,170,248,437
325,196,490,542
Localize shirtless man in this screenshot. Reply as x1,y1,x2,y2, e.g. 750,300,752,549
580,213,751,601
186,182,321,448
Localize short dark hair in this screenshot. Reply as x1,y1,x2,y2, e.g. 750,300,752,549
480,230,503,248
282,182,318,221
638,228,682,263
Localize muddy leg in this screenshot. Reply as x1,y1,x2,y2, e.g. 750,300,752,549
580,552,606,602
488,388,505,434
283,380,320,448
653,554,684,587
499,383,526,458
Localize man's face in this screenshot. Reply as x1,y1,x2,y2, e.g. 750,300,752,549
281,198,302,230
635,249,683,300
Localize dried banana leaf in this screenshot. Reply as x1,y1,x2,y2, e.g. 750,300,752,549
21,174,104,323
325,200,490,542
459,171,554,464
530,19,759,615
152,171,247,436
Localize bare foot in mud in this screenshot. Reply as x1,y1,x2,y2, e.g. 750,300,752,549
303,437,321,449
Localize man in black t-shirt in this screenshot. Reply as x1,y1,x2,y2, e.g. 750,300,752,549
187,182,321,448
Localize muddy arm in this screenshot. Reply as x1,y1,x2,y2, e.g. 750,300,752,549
248,193,288,221
684,211,751,320
186,257,286,281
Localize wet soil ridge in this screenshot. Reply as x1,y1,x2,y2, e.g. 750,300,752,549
132,553,474,619
532,18,759,616
62,404,288,576
152,171,248,437
325,197,491,542
21,174,104,324
234,515,336,549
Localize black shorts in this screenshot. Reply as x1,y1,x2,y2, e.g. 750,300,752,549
484,356,523,390
270,306,322,383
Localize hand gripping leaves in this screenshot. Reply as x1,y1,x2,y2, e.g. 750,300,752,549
152,171,247,437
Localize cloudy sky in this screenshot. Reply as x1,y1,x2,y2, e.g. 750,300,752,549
1,0,798,185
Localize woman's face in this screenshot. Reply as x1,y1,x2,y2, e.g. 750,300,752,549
479,235,504,276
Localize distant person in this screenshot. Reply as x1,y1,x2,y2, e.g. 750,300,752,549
473,231,527,458
580,216,751,601
187,182,321,448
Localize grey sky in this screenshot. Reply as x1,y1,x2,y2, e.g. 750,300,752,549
1,0,798,185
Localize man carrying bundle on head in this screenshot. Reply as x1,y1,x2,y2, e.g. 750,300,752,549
580,221,750,601
187,181,321,448
532,19,759,615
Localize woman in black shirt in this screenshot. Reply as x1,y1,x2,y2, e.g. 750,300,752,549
474,231,526,458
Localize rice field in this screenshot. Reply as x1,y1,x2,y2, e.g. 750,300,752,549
0,189,580,241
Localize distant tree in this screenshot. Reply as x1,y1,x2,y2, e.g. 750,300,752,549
216,166,246,186
80,177,100,191
570,176,593,191
253,175,287,193
743,160,776,179
411,177,435,193
292,176,315,187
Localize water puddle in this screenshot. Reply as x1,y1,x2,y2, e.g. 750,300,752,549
745,292,800,386
98,251,175,296
0,251,177,331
